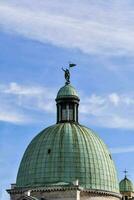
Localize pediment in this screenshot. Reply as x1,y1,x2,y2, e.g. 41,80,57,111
17,195,39,200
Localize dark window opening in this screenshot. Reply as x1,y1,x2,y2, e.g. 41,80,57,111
109,154,112,160
48,149,51,154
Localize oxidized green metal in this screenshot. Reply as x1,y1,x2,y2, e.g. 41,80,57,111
119,177,134,192
16,83,119,194
56,84,79,99
16,123,119,193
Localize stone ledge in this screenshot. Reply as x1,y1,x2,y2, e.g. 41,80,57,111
7,186,122,198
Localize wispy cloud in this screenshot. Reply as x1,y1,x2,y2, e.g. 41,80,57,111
1,82,134,129
110,146,134,154
0,82,56,124
1,188,9,200
0,110,26,124
0,1,134,56
0,82,55,99
80,92,134,129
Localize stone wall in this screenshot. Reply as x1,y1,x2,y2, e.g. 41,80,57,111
8,189,121,200
32,190,78,200
81,191,121,200
9,189,79,200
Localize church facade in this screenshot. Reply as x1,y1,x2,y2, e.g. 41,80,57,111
7,69,122,200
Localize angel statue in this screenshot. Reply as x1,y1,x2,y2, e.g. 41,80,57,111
62,68,70,85
62,63,76,85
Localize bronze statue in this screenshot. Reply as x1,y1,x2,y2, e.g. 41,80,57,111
62,68,70,85
62,63,76,85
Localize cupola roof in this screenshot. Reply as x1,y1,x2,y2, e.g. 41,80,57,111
119,177,134,192
56,84,79,100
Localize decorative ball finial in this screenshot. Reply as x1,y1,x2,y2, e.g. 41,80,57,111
62,63,76,85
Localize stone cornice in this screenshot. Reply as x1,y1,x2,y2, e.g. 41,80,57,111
7,185,122,198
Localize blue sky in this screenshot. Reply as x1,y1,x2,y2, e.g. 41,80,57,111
1,0,134,199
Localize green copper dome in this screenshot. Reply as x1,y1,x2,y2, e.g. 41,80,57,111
16,123,119,193
56,84,79,99
119,177,134,192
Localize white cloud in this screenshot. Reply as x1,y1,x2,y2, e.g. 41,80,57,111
2,82,44,96
110,146,134,154
1,82,134,129
80,92,134,129
0,1,134,56
0,82,55,98
109,93,120,106
0,82,56,124
1,189,9,200
0,110,26,124
94,115,134,129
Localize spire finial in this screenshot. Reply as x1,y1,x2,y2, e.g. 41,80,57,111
62,63,76,85
123,169,128,178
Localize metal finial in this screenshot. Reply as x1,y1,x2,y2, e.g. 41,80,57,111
62,63,76,85
123,169,128,178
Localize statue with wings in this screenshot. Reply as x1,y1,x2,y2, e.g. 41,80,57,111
62,63,76,85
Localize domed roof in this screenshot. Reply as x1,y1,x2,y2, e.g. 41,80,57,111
119,177,134,192
16,123,119,193
56,84,79,99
